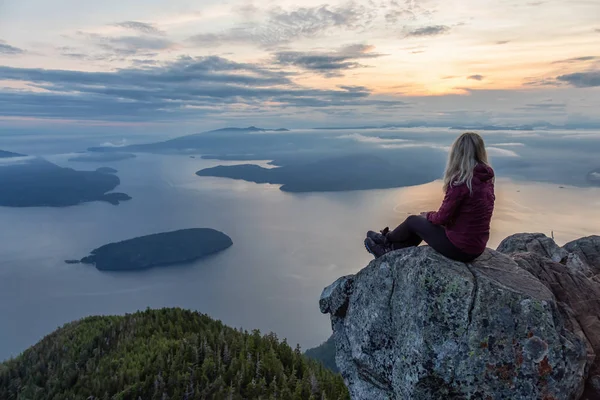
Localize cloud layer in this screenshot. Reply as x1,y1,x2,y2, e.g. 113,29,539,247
273,44,385,77
0,40,25,55
189,3,373,48
406,25,450,37
0,55,410,121
557,71,600,88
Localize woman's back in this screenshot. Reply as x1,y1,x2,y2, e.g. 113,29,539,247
444,163,495,255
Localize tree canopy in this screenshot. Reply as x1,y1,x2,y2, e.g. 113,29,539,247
0,308,348,400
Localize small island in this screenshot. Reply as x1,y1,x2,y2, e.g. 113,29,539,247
80,228,233,271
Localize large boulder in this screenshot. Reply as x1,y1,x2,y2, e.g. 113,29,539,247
320,244,593,400
497,232,569,263
498,234,600,399
563,236,600,277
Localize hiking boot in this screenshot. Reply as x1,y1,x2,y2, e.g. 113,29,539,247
366,227,390,245
364,237,393,259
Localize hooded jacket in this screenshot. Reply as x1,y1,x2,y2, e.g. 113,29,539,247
427,164,495,255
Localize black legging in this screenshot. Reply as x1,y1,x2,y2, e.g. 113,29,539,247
387,215,480,262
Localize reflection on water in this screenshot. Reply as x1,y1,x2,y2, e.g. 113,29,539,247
0,154,598,361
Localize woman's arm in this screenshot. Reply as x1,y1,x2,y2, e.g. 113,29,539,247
426,184,468,226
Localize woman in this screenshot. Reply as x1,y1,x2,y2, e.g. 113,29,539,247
364,132,495,262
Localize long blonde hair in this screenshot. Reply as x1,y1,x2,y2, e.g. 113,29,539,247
443,132,490,193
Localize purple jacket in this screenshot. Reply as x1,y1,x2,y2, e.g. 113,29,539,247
427,164,495,255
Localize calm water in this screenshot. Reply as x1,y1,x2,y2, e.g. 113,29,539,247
1,152,599,361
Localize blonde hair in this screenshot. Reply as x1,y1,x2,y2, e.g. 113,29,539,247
443,132,490,193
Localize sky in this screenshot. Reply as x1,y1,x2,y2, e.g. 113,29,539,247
0,0,599,130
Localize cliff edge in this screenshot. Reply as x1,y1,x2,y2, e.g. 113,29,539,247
320,233,600,399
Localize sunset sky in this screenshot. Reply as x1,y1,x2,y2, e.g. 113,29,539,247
0,0,599,129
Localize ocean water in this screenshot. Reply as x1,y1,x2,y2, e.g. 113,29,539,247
1,137,599,361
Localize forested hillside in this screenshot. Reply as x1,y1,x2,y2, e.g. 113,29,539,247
0,308,349,400
304,336,337,373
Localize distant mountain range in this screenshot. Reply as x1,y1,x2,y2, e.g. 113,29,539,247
88,126,291,154
0,150,26,158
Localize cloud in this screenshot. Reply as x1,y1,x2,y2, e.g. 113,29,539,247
515,103,567,112
131,59,159,67
99,139,128,148
0,155,37,166
496,40,511,45
385,0,433,24
0,40,25,55
337,133,411,144
467,75,485,81
552,56,598,64
491,142,525,147
273,44,386,77
189,3,373,48
406,25,450,37
72,31,176,59
523,77,561,87
487,147,520,157
378,141,520,157
113,21,165,36
557,71,600,88
103,36,174,54
0,55,408,121
590,172,600,180
381,143,450,151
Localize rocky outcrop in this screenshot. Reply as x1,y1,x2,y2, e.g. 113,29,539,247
564,236,600,278
321,234,600,400
498,234,600,399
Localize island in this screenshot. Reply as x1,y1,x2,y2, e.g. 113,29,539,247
69,152,136,162
196,154,442,192
96,167,118,174
0,150,131,207
79,228,233,271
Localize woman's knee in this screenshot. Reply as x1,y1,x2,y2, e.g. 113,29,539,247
405,214,425,225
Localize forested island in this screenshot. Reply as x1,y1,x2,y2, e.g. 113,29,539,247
196,154,441,192
0,150,131,207
0,308,349,399
80,228,233,271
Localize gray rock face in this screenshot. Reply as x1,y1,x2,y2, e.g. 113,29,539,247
497,234,600,399
563,236,600,277
497,233,569,263
321,242,594,400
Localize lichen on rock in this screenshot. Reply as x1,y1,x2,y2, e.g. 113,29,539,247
321,234,600,400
